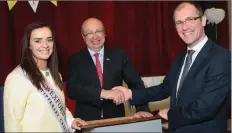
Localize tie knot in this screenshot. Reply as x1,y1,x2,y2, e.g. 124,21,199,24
187,50,195,57
94,53,99,58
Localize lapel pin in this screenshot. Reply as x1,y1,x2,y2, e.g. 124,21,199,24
106,58,111,60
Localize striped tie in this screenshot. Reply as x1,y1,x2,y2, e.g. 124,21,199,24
177,50,195,98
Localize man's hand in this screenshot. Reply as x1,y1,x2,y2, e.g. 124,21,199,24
71,118,87,130
112,86,132,104
132,111,153,119
158,108,169,120
101,89,125,105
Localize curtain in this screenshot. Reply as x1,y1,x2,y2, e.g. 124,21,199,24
0,1,229,85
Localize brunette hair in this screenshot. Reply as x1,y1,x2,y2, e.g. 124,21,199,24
20,22,63,90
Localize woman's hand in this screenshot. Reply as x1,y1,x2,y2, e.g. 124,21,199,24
71,118,88,130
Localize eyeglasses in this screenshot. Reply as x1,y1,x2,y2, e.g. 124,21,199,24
83,29,104,38
175,15,203,29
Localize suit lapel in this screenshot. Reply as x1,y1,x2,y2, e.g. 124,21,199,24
184,39,212,81
176,39,212,104
102,46,112,88
173,53,186,106
83,48,102,88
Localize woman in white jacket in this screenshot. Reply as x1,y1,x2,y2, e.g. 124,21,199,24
4,22,87,132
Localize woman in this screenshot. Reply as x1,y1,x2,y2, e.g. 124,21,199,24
4,22,87,132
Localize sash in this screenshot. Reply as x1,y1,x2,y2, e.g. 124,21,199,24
20,67,70,132
39,83,70,133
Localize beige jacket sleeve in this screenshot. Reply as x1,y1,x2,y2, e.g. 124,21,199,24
59,73,75,132
4,73,33,132
66,107,75,132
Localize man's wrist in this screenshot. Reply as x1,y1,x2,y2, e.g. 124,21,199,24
100,89,106,98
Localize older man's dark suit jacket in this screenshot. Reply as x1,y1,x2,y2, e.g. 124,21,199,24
131,39,231,133
67,46,149,121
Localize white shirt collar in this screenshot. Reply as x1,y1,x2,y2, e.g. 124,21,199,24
88,46,104,57
187,36,208,53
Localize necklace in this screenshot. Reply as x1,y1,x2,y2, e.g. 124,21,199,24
40,69,50,77
45,71,50,77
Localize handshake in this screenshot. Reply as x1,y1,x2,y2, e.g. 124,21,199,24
101,86,133,105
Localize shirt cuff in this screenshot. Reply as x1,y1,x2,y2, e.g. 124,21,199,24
67,117,75,132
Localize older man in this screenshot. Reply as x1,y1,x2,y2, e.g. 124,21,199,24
114,2,231,133
67,18,152,121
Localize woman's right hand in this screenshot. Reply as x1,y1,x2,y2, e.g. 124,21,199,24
71,118,88,130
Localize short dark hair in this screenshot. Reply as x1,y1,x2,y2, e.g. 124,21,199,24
20,22,63,90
